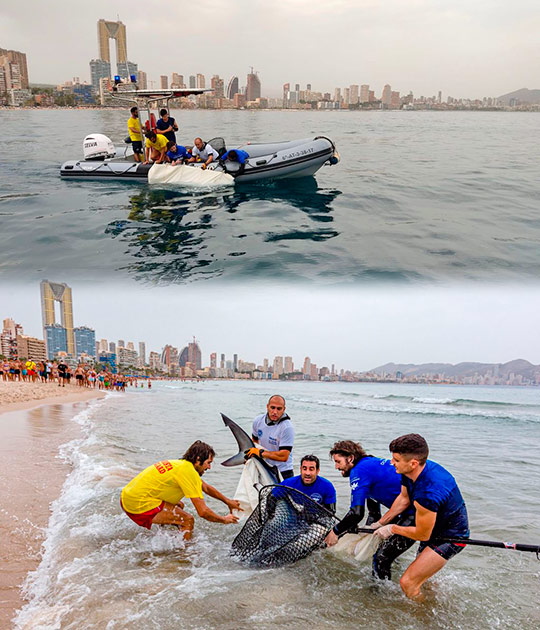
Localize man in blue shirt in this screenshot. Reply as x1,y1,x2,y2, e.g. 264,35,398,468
156,108,178,143
281,454,336,512
166,141,191,164
373,434,469,600
221,149,249,164
324,440,415,580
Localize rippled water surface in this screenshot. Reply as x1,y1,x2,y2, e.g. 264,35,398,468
1,110,539,284
15,381,540,630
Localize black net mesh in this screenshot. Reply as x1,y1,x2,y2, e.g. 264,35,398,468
231,485,338,567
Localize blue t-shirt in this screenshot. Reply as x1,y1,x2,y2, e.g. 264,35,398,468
156,117,177,143
281,474,336,507
402,460,469,539
222,149,249,164
167,145,190,162
350,456,402,509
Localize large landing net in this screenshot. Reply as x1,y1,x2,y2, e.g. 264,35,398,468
231,485,338,567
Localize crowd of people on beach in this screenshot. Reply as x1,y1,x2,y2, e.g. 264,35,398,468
0,358,151,392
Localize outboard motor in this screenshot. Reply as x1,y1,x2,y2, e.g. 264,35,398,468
83,134,116,161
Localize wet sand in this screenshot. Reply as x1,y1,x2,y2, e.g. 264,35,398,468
0,397,102,628
0,380,105,413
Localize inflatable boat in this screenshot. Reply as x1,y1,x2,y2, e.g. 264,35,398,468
60,135,339,183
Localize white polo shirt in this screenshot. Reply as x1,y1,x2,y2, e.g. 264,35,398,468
192,142,219,162
252,413,294,474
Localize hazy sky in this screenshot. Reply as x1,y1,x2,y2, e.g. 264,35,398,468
3,281,540,371
2,1,538,98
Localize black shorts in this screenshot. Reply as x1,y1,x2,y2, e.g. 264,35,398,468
418,540,467,561
132,140,143,155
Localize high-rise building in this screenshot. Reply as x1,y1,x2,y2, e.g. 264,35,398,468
233,92,246,108
233,353,238,371
210,352,217,368
98,19,127,65
160,75,168,89
282,83,290,108
263,358,269,371
161,344,178,368
127,341,135,351
303,356,311,376
98,339,108,353
138,342,146,364
350,84,359,104
360,84,369,103
0,48,29,89
136,70,147,89
390,90,400,109
211,75,224,98
343,88,350,106
117,60,137,79
74,326,96,358
45,324,68,359
284,356,294,374
295,83,300,92
118,346,138,367
41,280,75,357
196,73,205,89
1,318,23,359
149,351,161,371
179,338,202,371
89,59,111,92
171,73,184,88
273,356,283,376
246,68,261,101
381,84,392,107
220,353,225,369
306,83,312,91
118,339,125,348
189,75,196,89
109,341,116,353
333,87,341,104
226,76,239,100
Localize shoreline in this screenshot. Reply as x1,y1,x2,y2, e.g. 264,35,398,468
0,381,105,416
0,394,105,628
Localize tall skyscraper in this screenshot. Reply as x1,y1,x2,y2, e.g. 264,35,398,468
273,356,283,376
136,70,148,89
109,341,116,353
226,76,239,100
0,48,29,89
45,324,68,359
171,73,184,88
189,75,196,88
196,73,205,89
233,353,238,371
220,353,225,369
381,84,392,107
210,352,217,368
179,338,202,371
360,84,369,103
303,356,311,376
160,75,168,89
246,68,261,101
98,19,127,65
138,342,146,364
118,339,125,348
74,326,96,358
282,83,290,108
284,356,294,373
40,280,75,357
89,59,111,92
350,84,359,104
211,75,224,98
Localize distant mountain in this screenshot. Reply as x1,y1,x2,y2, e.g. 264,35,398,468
497,88,540,105
369,359,539,380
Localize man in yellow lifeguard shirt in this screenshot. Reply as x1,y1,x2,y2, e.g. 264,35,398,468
127,106,143,163
121,440,240,538
144,130,168,164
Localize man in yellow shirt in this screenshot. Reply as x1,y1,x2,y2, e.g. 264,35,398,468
144,130,169,164
121,440,240,539
127,106,143,163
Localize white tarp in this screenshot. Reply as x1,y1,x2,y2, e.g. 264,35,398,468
328,531,380,562
233,459,276,520
148,164,235,187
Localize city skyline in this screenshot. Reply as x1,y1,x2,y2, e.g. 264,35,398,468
1,2,538,100
3,280,540,372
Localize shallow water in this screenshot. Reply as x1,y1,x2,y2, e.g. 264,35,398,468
15,381,540,629
1,110,539,284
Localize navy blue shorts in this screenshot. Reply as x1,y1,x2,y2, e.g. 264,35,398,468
418,540,467,561
132,140,143,155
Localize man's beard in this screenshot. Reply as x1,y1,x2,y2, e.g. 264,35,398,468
341,469,351,477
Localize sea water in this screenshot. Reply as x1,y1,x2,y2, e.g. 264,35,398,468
1,110,540,285
14,380,540,629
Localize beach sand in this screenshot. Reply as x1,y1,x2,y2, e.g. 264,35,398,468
0,385,105,628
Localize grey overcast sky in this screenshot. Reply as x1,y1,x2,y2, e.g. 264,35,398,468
1,1,538,98
2,281,540,371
